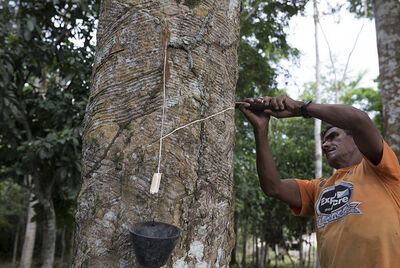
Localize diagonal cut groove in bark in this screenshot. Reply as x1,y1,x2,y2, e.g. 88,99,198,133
92,48,125,78
83,125,125,180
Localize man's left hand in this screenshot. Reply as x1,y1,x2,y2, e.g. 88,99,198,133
262,94,302,118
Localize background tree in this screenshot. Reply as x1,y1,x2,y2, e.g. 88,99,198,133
372,0,400,158
346,0,399,157
73,0,241,266
0,0,99,266
313,0,322,179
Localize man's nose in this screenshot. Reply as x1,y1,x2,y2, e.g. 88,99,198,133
322,140,329,150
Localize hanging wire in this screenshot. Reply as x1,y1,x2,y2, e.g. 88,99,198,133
159,107,234,141
157,34,169,174
155,29,234,175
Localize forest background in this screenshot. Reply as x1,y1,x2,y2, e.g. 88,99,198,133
0,0,397,267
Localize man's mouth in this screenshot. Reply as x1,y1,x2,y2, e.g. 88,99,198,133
325,148,336,156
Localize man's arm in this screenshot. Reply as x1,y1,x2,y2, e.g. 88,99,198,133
239,99,302,208
262,95,383,165
254,126,302,207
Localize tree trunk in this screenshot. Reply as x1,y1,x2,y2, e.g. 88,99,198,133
260,238,264,268
313,0,322,178
242,222,248,266
12,219,20,266
299,238,304,268
255,236,259,267
59,225,66,268
274,244,278,268
68,227,75,268
374,0,400,158
230,212,239,265
40,198,56,268
307,236,312,268
252,235,255,266
283,246,295,268
19,176,38,268
73,0,241,267
262,243,269,268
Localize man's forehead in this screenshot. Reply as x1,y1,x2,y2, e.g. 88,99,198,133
323,127,346,140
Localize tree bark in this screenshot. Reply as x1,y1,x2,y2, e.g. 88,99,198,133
19,176,38,268
374,0,400,158
313,0,322,178
73,0,240,267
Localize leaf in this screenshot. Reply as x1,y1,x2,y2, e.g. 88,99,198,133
23,29,31,40
27,19,35,32
46,133,58,142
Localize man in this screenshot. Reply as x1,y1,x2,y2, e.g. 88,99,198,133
238,94,400,267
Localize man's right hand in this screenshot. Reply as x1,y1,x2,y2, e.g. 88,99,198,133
238,97,270,132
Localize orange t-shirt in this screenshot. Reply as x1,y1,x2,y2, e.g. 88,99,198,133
291,140,400,267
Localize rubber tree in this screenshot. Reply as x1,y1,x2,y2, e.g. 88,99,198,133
73,0,241,266
373,0,400,157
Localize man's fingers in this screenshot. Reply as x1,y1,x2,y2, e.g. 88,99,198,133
239,102,250,109
277,95,286,110
255,97,264,104
264,109,276,117
264,109,292,119
270,98,279,110
244,97,255,104
263,96,271,108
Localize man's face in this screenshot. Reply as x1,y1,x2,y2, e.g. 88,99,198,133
322,127,359,169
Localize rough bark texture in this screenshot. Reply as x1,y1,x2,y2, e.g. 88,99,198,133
374,0,400,157
73,0,240,267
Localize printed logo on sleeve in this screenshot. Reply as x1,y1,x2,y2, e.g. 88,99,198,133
315,181,362,229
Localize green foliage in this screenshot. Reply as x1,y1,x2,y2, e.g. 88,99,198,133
0,180,27,228
346,0,374,18
340,86,383,134
320,1,374,19
238,0,307,97
0,0,99,261
0,179,27,259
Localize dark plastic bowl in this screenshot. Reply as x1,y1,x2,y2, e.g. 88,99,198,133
130,221,182,268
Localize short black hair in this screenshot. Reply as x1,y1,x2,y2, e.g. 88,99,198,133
321,125,352,140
